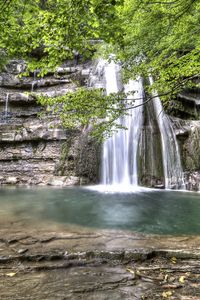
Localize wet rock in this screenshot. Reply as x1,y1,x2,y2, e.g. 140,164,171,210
47,176,67,186
81,68,91,77
167,88,200,119
5,177,18,184
171,117,200,190
4,59,26,74
182,122,200,171
18,248,28,254
7,93,36,103
0,73,21,87
1,78,71,89
64,176,80,186
153,184,165,189
37,88,71,98
56,67,78,74
0,125,99,186
184,171,200,191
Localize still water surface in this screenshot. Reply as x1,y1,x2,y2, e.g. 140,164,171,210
0,186,199,235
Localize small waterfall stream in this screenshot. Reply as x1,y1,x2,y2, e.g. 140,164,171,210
31,70,38,92
4,93,9,123
149,77,185,189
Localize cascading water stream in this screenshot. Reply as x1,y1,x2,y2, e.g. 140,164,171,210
31,70,38,92
149,77,185,189
101,61,144,187
31,70,44,92
4,93,9,123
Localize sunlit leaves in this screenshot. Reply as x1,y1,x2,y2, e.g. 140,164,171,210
1,0,199,88
0,0,126,73
115,0,200,100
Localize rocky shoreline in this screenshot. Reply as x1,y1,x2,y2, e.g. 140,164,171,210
0,216,199,299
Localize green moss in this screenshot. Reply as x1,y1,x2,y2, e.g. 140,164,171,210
54,140,72,176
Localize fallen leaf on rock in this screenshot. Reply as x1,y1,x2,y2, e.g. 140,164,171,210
18,248,28,254
126,268,135,275
164,274,169,282
6,272,16,277
162,291,173,298
179,276,185,283
170,257,177,264
126,268,141,279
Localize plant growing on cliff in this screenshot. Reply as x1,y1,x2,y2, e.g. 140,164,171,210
37,87,130,139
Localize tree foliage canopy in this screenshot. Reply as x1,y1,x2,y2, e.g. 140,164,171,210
1,0,199,82
118,0,200,101
1,0,199,136
0,0,123,72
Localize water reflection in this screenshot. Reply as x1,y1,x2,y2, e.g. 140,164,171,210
0,187,199,235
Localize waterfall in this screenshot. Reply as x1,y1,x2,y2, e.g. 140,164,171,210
101,61,144,186
31,82,36,92
90,59,185,190
31,71,37,92
149,77,185,189
4,93,9,123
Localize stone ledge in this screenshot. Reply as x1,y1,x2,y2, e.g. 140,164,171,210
0,78,71,89
0,128,67,142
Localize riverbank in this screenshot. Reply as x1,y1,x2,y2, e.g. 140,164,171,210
0,216,199,299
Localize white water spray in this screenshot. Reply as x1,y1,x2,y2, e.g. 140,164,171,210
101,61,144,187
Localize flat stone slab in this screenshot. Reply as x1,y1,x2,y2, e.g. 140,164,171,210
0,217,199,299
0,258,199,300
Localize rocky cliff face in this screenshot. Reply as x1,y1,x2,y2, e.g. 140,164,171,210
170,88,200,191
171,117,200,191
0,60,100,186
0,60,199,191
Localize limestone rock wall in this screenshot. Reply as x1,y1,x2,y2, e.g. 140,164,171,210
171,117,200,191
167,88,200,120
138,99,164,188
0,60,100,186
